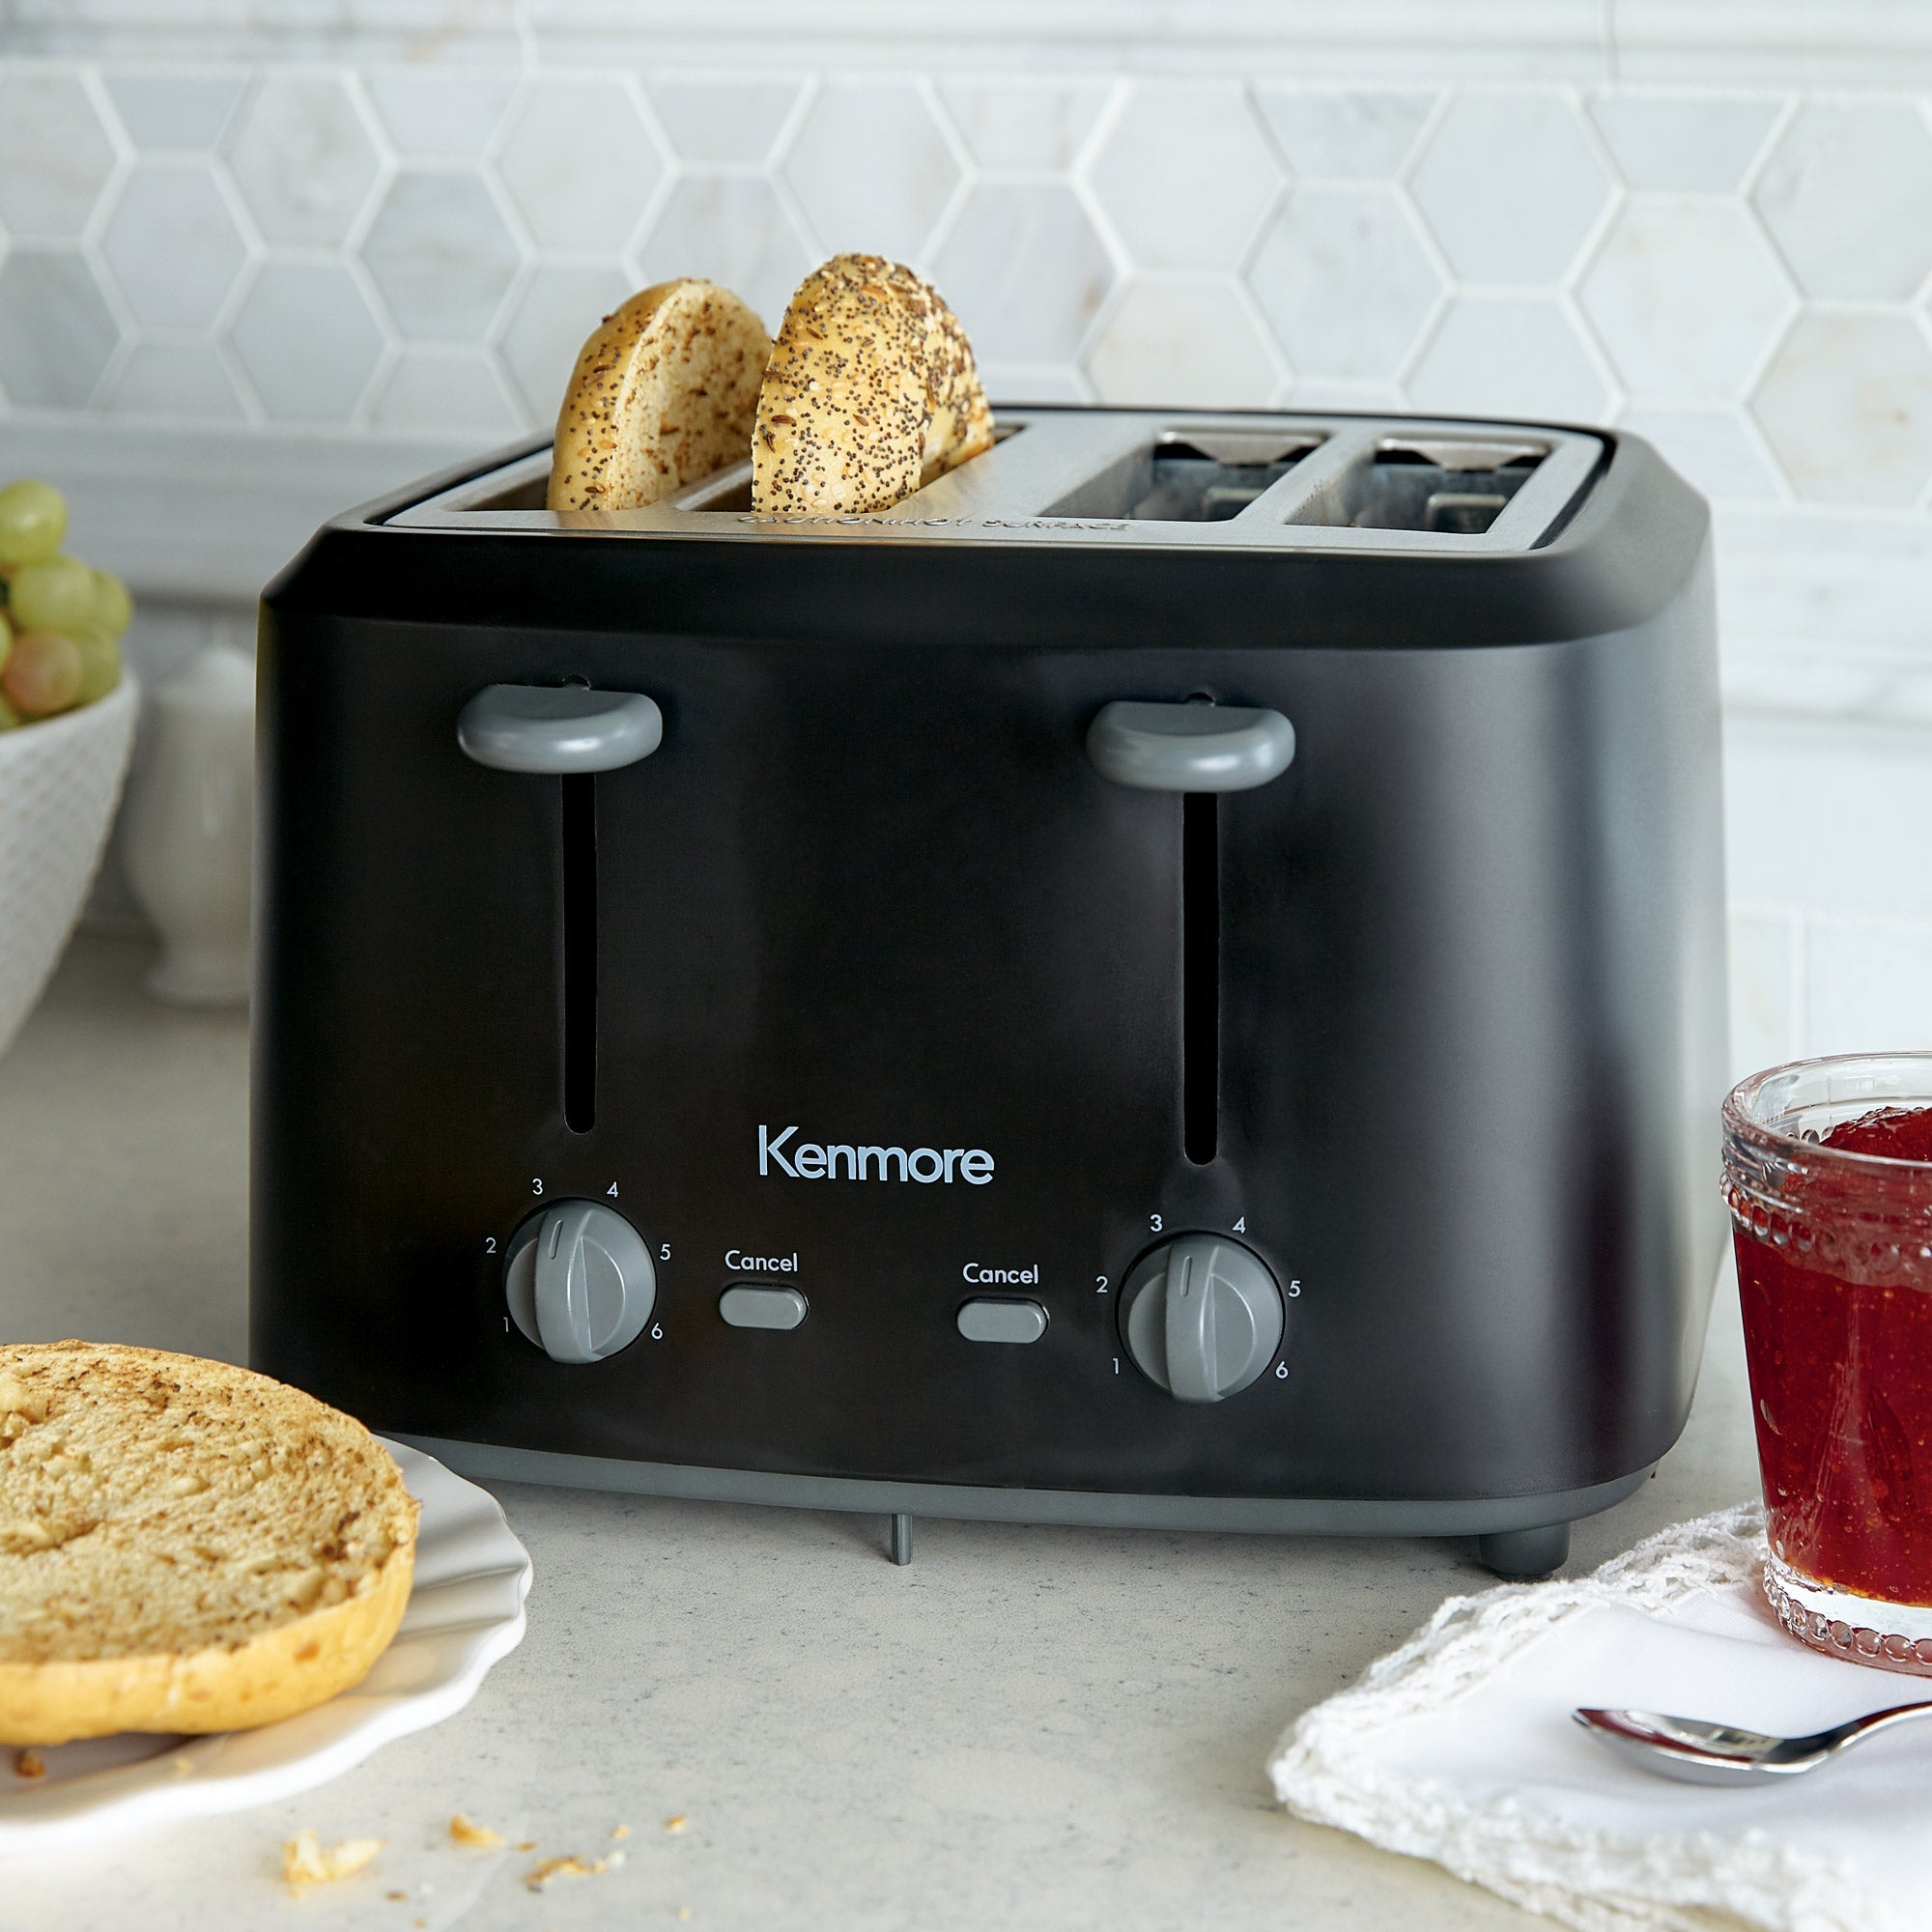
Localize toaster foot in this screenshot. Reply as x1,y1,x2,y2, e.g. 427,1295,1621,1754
889,1513,914,1566
1476,1522,1571,1579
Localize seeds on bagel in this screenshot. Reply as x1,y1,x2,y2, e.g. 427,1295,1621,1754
752,254,993,516
549,279,773,513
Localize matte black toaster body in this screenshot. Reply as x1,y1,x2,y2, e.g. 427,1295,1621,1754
255,408,1728,1570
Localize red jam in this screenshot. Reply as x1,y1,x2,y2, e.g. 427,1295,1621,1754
1736,1105,1932,1607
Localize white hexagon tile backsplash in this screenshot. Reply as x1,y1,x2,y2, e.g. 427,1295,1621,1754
2,43,1929,1062
2,58,1932,527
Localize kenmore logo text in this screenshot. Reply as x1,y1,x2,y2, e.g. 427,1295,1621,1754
758,1125,993,1186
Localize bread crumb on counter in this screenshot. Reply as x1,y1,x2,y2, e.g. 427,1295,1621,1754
525,1851,621,1891
516,1838,537,1851
664,1813,688,1833
611,1822,632,1840
385,1890,407,1902
14,1748,44,1778
282,1828,384,1889
449,1812,502,1848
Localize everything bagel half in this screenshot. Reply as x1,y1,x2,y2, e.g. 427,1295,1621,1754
549,278,773,512
752,255,994,516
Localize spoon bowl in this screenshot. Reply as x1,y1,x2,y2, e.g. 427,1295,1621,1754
1575,1700,1932,1785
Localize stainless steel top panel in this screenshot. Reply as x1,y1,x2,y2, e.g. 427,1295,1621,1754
384,410,1606,556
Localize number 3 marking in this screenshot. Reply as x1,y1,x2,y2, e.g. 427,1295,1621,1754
531,1177,544,1195
1150,1212,1163,1233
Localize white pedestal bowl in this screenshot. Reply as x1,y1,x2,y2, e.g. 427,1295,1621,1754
0,673,138,1058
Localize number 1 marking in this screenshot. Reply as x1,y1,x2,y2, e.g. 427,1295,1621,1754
1113,1356,1121,1376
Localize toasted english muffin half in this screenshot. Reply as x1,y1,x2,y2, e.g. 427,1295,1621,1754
752,255,994,516
0,1341,419,1746
548,278,774,513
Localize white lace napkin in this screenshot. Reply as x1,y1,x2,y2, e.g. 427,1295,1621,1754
1270,1503,1932,1932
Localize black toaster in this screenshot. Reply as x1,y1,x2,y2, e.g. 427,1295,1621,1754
254,408,1727,1577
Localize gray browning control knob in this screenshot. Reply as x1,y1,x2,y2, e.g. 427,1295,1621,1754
1120,1236,1284,1402
504,1201,656,1364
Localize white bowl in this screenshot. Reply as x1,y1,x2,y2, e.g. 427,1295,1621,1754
0,673,138,1058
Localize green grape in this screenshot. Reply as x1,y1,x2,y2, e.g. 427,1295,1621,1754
72,632,121,705
0,695,19,729
90,569,132,640
9,555,95,634
0,480,68,567
2,630,82,716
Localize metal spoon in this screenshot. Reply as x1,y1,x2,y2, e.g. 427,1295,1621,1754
1574,1701,1932,1785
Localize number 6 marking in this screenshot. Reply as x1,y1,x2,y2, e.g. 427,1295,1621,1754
1275,1362,1289,1379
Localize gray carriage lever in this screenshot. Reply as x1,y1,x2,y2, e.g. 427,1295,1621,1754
1086,700,1294,792
458,683,663,774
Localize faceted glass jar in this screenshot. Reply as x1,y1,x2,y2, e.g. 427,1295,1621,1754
1723,1053,1932,1674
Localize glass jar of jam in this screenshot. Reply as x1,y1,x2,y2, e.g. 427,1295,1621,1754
1723,1053,1932,1674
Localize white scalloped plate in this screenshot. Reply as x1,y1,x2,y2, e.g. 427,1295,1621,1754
0,1441,531,1857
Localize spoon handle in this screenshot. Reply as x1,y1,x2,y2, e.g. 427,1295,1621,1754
1829,1700,1932,1754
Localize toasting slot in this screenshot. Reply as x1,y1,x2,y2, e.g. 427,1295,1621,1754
456,682,666,1134
1087,700,1295,1164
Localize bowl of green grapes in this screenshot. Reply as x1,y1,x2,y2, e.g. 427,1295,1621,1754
0,477,138,1057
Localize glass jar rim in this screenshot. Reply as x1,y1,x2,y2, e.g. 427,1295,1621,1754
1724,1051,1932,1174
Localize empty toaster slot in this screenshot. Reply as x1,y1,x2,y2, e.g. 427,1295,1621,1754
1043,431,1321,524
1286,439,1546,536
467,473,550,512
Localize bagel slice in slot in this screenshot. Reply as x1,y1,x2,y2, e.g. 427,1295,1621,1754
549,278,773,513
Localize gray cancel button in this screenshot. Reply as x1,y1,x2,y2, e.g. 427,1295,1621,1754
720,1284,808,1331
956,1298,1048,1345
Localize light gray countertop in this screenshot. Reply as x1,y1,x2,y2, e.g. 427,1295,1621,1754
0,935,1760,1931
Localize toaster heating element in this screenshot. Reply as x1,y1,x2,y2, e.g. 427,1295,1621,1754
255,408,1727,1577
